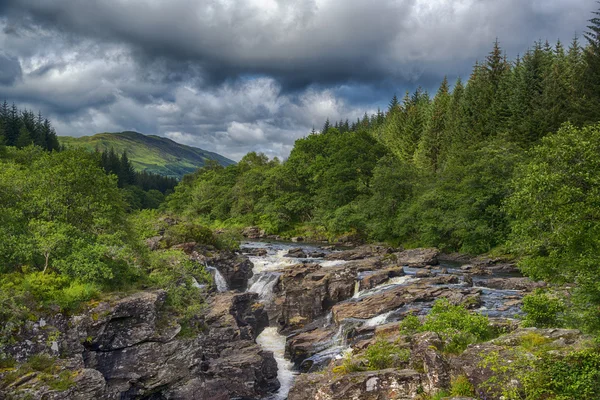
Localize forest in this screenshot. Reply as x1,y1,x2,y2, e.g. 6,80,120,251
1,7,600,398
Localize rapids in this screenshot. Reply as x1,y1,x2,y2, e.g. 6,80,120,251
238,240,524,399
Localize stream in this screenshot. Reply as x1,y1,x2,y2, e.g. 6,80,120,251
237,240,524,400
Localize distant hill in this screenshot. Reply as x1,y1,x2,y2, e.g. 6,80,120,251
59,131,235,178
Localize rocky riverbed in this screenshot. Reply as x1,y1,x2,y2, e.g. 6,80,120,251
1,239,589,400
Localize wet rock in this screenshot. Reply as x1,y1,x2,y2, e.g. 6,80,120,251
1,291,279,400
243,247,268,257
277,264,355,330
395,248,440,267
286,327,337,366
479,277,546,291
332,285,482,323
291,236,305,242
324,245,393,261
345,257,385,272
242,226,265,239
288,369,422,400
285,248,308,258
410,332,450,392
358,267,405,291
308,251,326,258
193,250,253,291
463,275,473,287
415,269,433,278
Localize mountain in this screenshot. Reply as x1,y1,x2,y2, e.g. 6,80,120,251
58,131,235,178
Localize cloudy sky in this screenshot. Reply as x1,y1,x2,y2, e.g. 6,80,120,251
0,0,595,160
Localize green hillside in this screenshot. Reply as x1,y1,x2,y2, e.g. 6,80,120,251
59,131,235,178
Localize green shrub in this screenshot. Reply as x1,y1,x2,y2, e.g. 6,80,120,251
523,348,600,400
332,351,364,374
364,339,410,370
422,298,492,353
522,289,565,328
450,375,475,396
399,314,422,334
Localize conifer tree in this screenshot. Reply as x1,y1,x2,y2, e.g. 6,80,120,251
16,125,33,148
415,77,450,172
581,5,600,123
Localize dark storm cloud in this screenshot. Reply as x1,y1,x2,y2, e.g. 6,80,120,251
0,0,595,160
0,51,21,84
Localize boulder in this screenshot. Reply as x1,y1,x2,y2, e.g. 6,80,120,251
410,332,450,392
285,248,308,258
288,369,422,400
285,327,337,366
277,264,355,330
243,247,268,257
324,245,393,261
415,269,433,278
395,248,440,267
242,226,265,239
358,267,405,291
478,277,546,291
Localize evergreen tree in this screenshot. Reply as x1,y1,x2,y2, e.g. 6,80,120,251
119,151,136,186
388,94,400,113
580,6,600,123
415,77,451,172
322,118,331,134
16,125,33,148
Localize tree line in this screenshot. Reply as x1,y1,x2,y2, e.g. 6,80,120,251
0,102,60,151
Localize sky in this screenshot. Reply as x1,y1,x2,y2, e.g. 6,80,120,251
0,0,595,161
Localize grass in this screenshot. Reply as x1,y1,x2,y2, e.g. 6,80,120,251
59,131,235,178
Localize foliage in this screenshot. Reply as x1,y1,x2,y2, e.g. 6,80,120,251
450,375,475,397
364,339,410,370
508,123,600,333
480,343,600,400
0,354,75,392
0,147,141,283
399,314,422,334
421,299,492,353
522,289,565,328
146,249,211,336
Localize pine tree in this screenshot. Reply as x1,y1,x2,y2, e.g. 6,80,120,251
16,125,33,148
322,118,330,134
580,5,600,123
388,94,400,113
415,77,451,172
119,151,136,186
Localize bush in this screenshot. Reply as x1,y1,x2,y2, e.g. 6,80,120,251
522,289,565,328
364,339,410,370
399,314,422,334
523,348,600,400
450,375,475,396
422,298,492,353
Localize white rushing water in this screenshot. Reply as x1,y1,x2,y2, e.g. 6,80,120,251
207,266,228,292
249,272,280,301
256,327,297,400
250,249,297,274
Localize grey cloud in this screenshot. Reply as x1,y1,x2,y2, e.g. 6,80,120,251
0,51,21,84
0,0,595,161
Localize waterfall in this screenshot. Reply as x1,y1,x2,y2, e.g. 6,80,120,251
249,272,280,301
207,266,228,292
256,328,297,400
